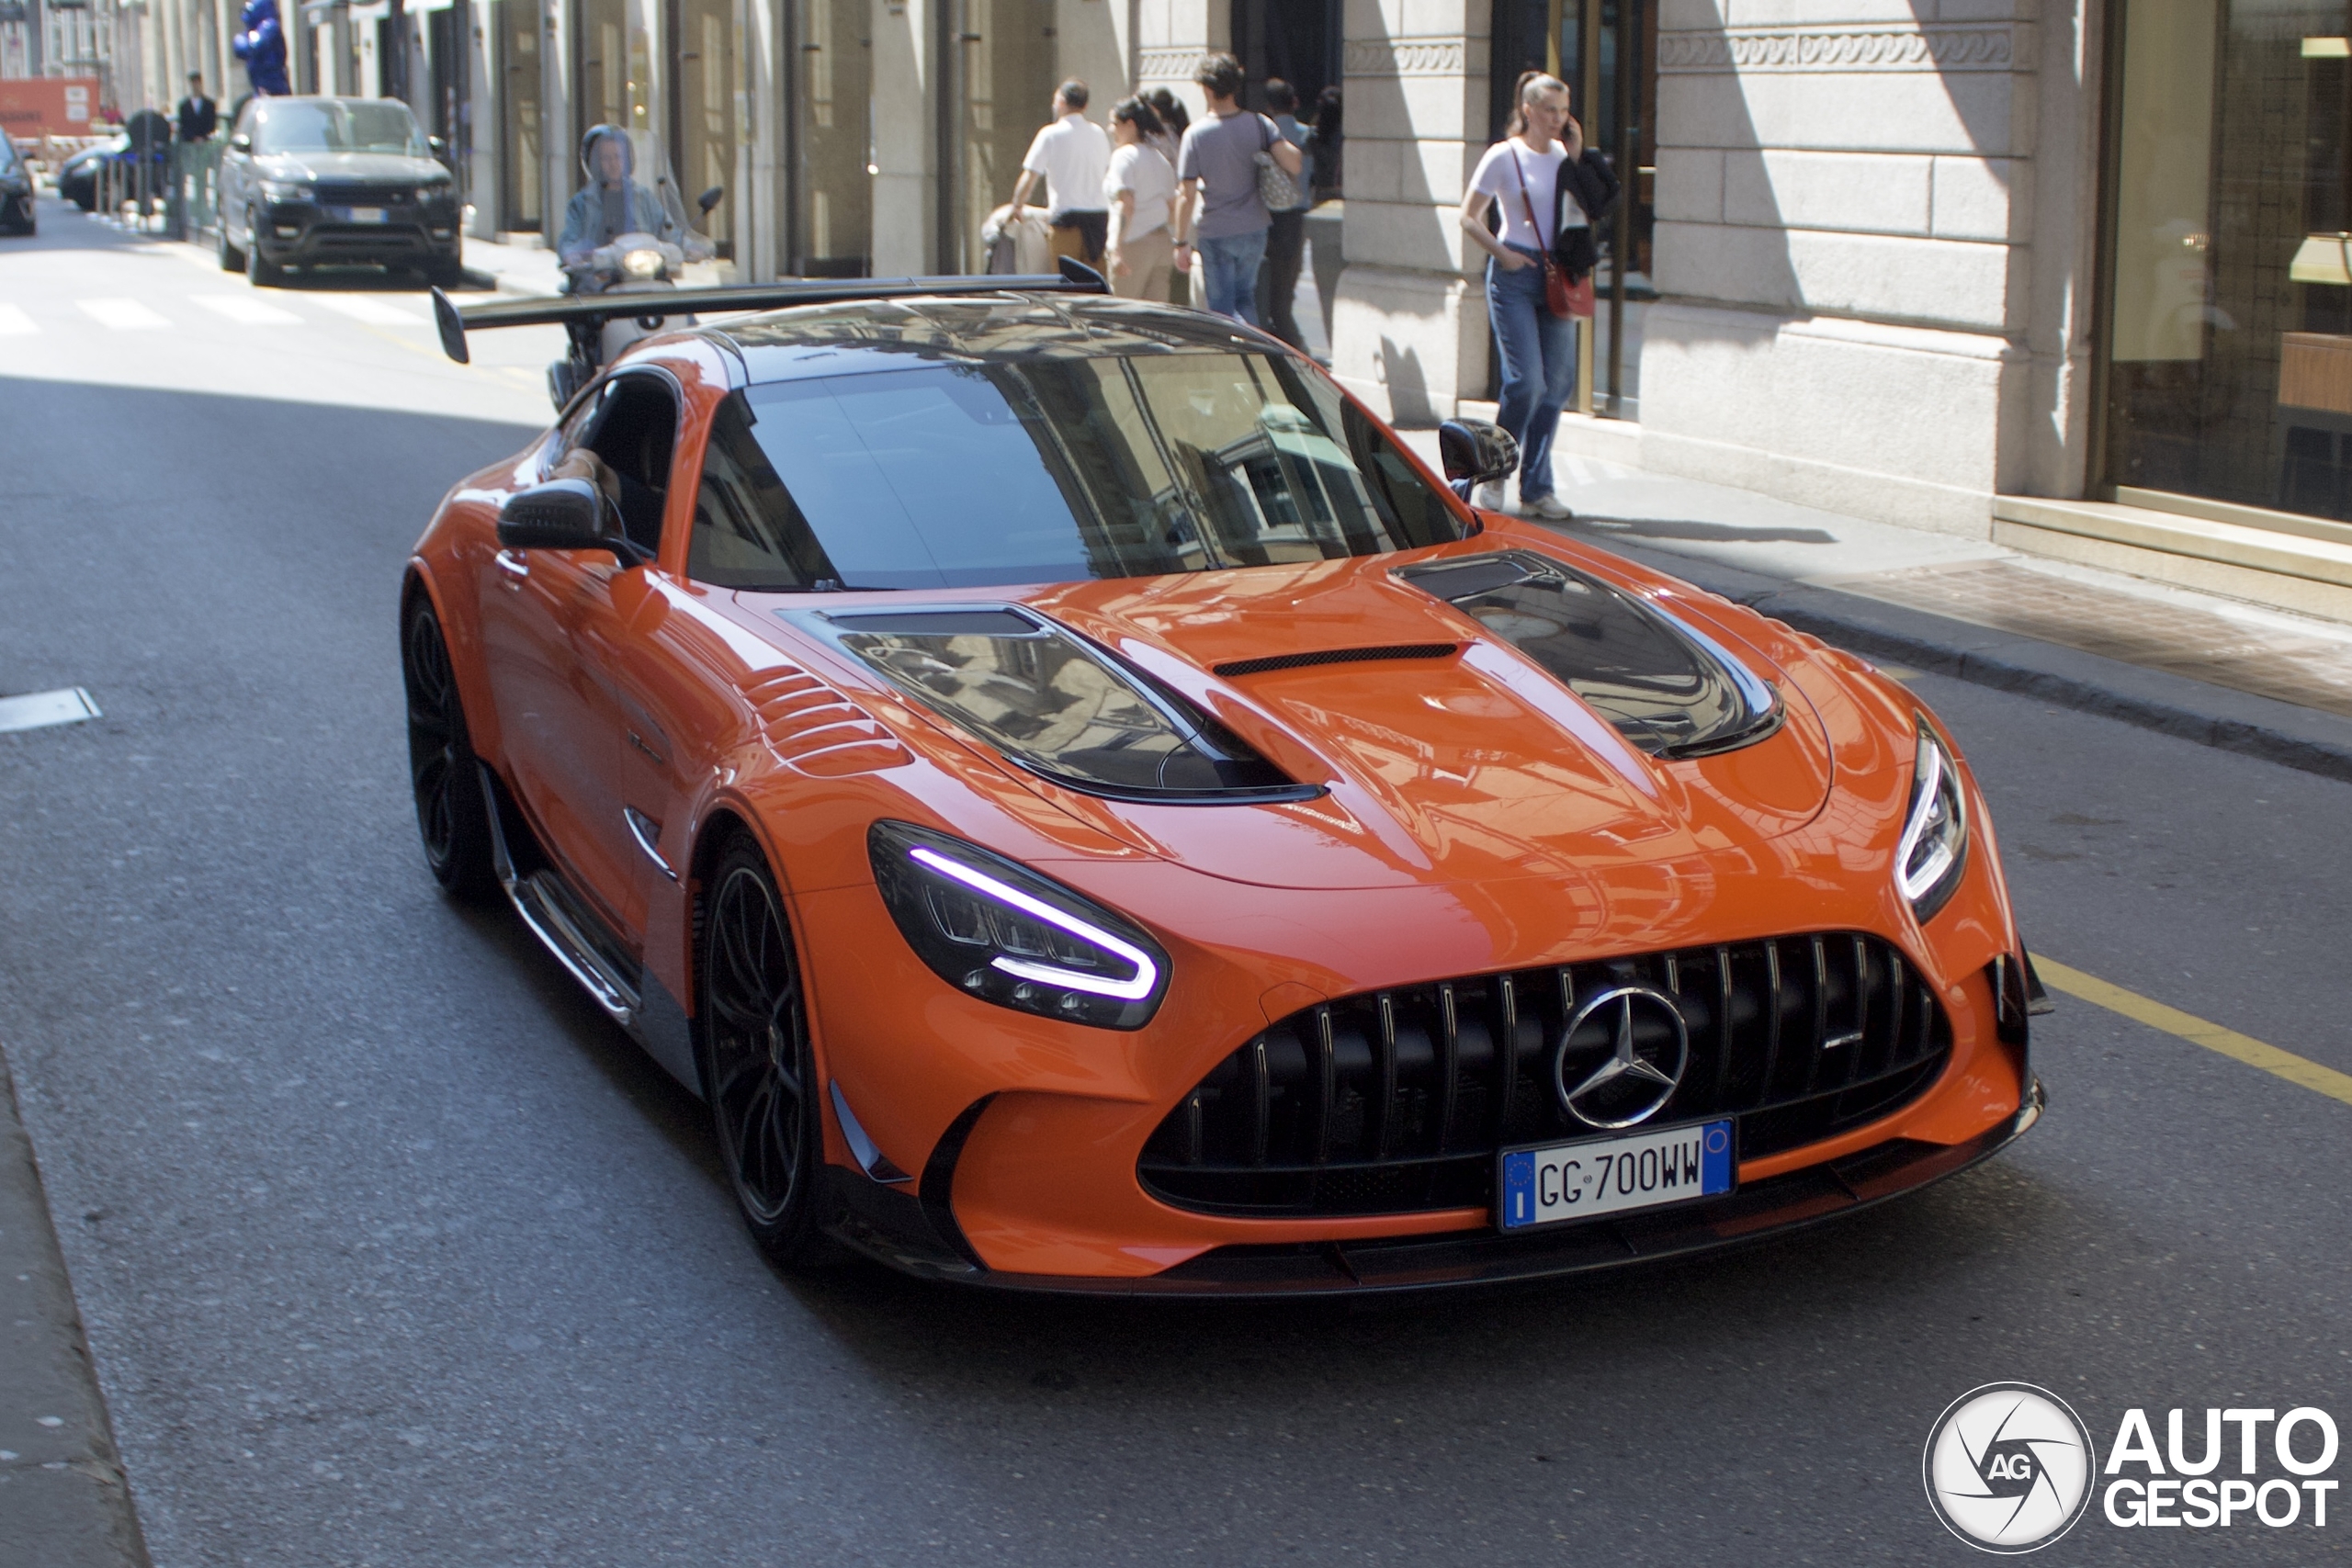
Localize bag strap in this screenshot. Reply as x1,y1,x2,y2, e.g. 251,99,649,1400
1509,144,1548,253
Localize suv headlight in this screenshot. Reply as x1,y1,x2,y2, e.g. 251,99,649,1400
261,179,313,202
1896,720,1968,921
868,821,1169,1030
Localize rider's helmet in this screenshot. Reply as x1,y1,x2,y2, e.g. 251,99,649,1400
580,124,633,185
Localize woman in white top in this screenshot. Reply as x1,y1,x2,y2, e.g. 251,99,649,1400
1457,72,1589,520
1104,96,1179,302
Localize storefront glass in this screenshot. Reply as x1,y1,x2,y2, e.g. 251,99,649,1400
793,0,869,276
943,0,1054,273
2106,0,2352,519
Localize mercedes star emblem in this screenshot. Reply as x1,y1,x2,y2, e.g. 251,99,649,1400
1553,985,1691,1129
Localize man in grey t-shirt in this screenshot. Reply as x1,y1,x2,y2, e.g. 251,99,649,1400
1171,52,1302,325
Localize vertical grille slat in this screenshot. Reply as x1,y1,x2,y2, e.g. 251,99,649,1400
1434,982,1461,1154
1311,1007,1337,1164
1373,993,1398,1159
1491,974,1520,1140
1140,932,1955,1217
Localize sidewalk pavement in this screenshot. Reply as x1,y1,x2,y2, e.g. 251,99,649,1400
460,231,566,297
1400,435,2352,784
0,1045,151,1567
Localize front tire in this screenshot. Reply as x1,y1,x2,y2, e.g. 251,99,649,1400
401,596,498,902
217,217,243,271
699,838,834,1269
245,215,282,286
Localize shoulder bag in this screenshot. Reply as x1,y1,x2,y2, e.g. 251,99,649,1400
1254,115,1301,212
1511,146,1594,320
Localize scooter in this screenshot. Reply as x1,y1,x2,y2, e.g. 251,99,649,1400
546,182,724,410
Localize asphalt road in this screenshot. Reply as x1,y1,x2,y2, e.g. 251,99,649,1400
2,201,2346,1566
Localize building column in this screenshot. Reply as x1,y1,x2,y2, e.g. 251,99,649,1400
1328,6,1489,426
1632,0,2081,536
1134,0,1221,118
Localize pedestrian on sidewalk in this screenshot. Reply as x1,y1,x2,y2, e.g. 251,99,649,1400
1304,85,1343,205
1144,89,1192,303
1171,52,1302,326
175,73,218,143
1103,97,1178,302
1254,78,1312,349
1457,71,1609,520
1010,80,1111,269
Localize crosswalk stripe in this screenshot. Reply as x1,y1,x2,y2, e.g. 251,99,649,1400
309,295,427,326
191,294,305,326
77,298,172,331
0,304,35,335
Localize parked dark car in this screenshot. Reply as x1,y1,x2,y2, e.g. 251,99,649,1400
216,96,460,287
56,136,125,211
1,135,34,234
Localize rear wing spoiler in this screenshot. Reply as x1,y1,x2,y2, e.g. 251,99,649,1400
428,255,1110,365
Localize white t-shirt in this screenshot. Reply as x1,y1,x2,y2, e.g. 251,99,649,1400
1022,114,1112,216
1103,141,1177,239
1469,139,1589,251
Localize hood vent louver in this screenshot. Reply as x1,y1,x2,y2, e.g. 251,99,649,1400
1213,643,1459,679
1396,551,1783,759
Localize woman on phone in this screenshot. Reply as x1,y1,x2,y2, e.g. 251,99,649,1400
1458,72,1596,519
1103,97,1178,301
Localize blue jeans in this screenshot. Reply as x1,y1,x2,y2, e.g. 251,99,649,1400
1196,228,1270,324
1486,244,1579,501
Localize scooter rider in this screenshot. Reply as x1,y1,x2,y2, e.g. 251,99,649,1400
556,127,697,293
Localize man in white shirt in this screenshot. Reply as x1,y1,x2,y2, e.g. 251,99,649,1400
1010,80,1112,268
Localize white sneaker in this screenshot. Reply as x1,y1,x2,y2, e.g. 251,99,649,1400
1521,493,1574,521
1470,480,1509,513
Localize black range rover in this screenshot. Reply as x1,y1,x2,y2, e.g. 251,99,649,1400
217,96,461,287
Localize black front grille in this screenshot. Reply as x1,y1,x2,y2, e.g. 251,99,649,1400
316,183,417,206
1140,933,1952,1217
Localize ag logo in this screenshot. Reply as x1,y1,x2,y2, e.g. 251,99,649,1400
1924,1382,2098,1553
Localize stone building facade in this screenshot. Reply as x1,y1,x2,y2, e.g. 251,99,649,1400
113,0,2352,608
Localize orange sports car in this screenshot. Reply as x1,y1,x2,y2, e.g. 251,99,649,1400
406,272,2045,1294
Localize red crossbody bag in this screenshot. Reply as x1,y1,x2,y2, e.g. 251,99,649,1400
1512,146,1595,320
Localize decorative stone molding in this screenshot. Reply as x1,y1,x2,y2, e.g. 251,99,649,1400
1342,36,1467,78
1136,46,1207,83
1657,24,2021,73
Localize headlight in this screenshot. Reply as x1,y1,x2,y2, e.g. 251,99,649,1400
621,247,664,279
868,820,1169,1030
416,184,447,205
1896,719,1968,921
261,179,313,202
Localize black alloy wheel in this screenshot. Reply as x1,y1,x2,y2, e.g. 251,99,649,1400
699,839,833,1267
401,598,497,901
245,212,282,285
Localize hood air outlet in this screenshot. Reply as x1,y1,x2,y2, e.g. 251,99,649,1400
1213,643,1459,679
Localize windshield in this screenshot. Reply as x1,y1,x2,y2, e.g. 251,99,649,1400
689,352,1465,591
252,100,426,157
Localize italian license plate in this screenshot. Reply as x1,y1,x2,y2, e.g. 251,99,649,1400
1497,1118,1735,1231
337,206,386,223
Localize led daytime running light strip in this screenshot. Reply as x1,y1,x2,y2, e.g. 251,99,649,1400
1895,731,1960,901
907,846,1160,1001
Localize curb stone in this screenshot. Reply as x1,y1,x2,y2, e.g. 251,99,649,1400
1577,533,2352,786
0,1043,153,1568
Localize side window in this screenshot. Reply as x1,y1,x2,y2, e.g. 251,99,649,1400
687,392,836,590
566,374,678,557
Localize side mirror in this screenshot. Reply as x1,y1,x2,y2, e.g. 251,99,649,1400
1438,418,1519,490
428,134,448,159
497,478,625,556
229,132,252,153
696,185,723,216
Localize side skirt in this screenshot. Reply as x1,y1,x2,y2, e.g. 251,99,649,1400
476,763,700,1097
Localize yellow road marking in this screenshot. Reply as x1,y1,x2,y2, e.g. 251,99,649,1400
2037,957,2352,1109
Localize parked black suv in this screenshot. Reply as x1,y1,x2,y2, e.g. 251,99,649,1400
217,96,460,286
